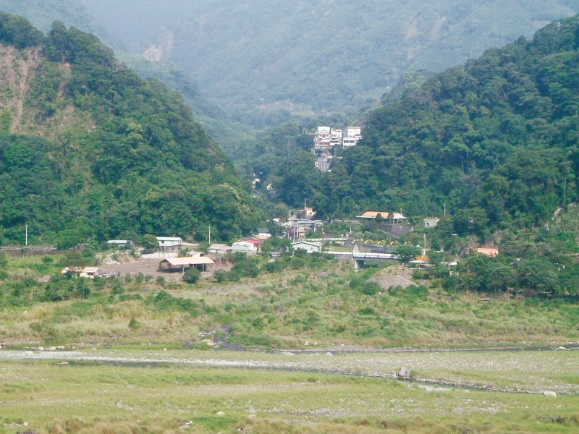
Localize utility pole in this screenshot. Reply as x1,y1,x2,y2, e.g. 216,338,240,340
208,225,211,246
25,224,28,246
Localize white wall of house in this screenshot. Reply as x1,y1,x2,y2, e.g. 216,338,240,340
292,242,322,253
232,242,256,253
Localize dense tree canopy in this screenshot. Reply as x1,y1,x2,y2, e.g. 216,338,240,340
0,12,43,48
316,15,579,240
0,19,259,246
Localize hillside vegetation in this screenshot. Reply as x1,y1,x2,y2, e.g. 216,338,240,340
317,15,579,225
0,14,258,246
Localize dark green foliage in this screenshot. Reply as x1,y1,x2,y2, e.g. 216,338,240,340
183,267,201,284
0,19,258,245
0,13,43,48
44,278,75,302
360,282,381,296
141,235,159,250
319,15,579,238
440,248,579,296
149,290,199,315
260,237,293,257
396,246,422,264
128,316,140,329
231,255,261,278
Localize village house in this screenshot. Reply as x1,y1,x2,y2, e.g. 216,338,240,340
208,244,232,255
424,218,439,228
313,126,362,152
313,126,332,151
297,206,317,219
107,240,132,249
159,256,215,273
156,236,183,254
61,266,101,278
256,228,271,238
292,241,322,253
232,240,261,254
356,211,408,224
330,129,343,147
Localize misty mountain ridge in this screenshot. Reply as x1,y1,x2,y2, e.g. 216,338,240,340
4,1,579,131
81,0,579,124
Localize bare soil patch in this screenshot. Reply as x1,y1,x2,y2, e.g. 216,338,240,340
98,257,231,282
369,264,414,289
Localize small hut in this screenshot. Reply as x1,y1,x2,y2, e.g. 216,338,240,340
159,257,215,273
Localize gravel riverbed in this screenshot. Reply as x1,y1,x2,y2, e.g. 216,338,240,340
1,346,577,395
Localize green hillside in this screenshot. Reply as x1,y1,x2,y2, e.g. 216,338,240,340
0,15,258,246
316,15,579,230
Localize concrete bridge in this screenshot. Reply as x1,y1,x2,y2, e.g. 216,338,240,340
325,251,400,268
352,252,399,269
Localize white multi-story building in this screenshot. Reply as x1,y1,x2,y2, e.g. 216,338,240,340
314,126,332,150
330,129,342,147
346,126,362,139
313,125,362,170
313,126,362,150
342,137,358,148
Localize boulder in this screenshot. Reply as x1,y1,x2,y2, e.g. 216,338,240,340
397,367,411,378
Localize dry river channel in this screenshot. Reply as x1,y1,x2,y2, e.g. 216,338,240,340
1,345,578,396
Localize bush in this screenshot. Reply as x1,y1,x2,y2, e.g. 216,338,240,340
360,282,381,295
183,267,201,284
128,316,140,329
213,270,226,283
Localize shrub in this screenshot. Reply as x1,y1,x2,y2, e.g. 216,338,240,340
213,270,226,283
360,282,381,295
128,316,140,329
359,307,376,315
183,267,201,284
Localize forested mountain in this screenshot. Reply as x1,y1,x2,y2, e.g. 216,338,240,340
0,1,259,156
0,14,258,246
312,14,579,239
82,0,579,125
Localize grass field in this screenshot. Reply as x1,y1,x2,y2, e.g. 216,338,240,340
0,349,577,433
